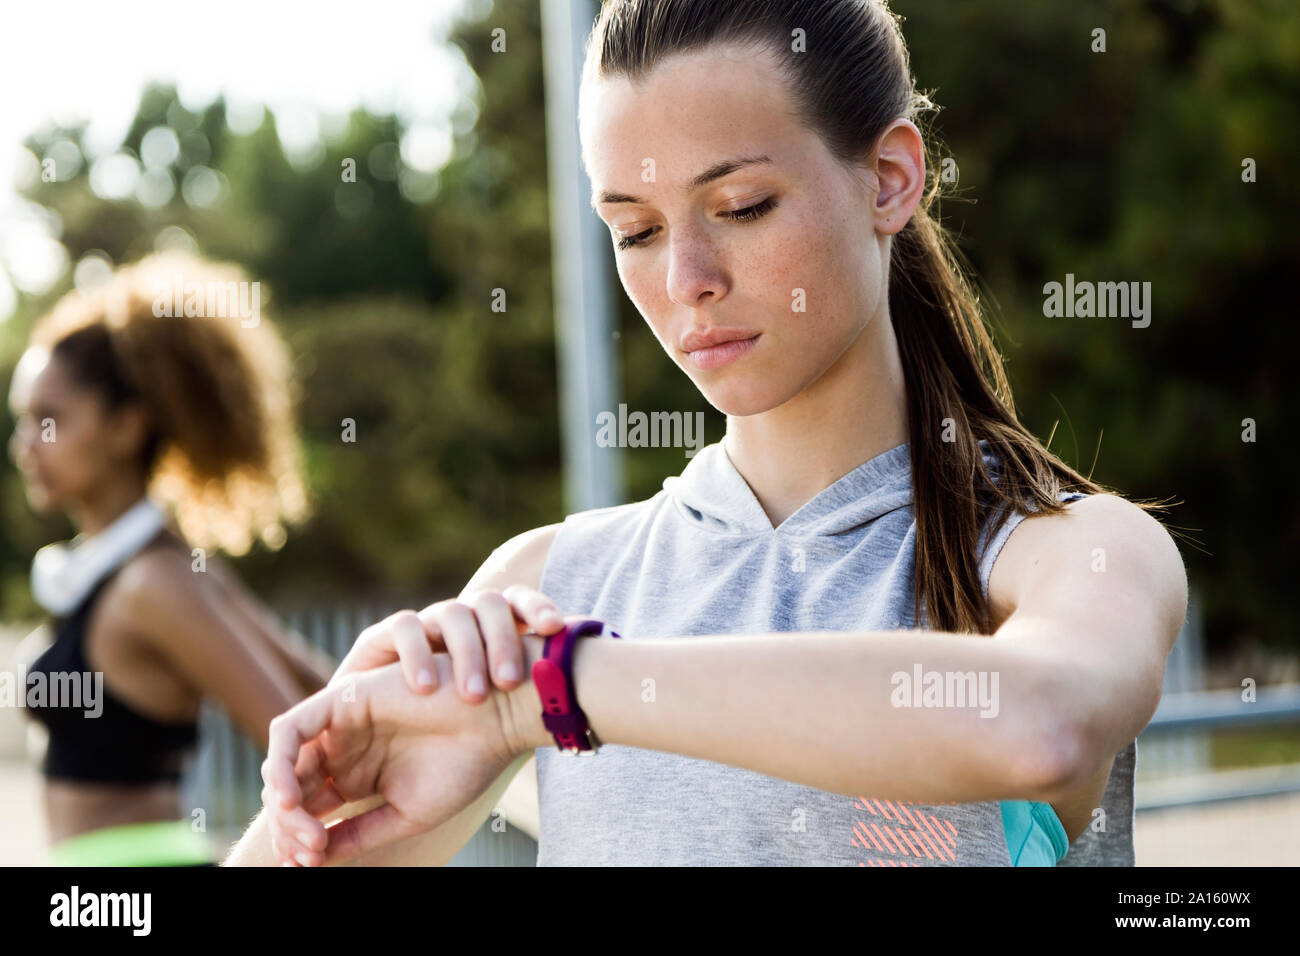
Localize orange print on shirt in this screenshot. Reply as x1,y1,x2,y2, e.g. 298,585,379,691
851,797,959,866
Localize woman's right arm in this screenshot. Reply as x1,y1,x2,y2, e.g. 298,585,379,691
223,522,559,866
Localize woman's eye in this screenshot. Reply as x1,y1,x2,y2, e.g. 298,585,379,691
614,197,779,251
723,196,778,223
617,227,655,251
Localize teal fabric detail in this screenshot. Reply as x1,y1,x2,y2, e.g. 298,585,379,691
1001,800,1070,866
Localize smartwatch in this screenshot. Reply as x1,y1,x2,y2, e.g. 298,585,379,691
532,616,621,755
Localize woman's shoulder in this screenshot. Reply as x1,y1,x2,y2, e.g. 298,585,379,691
97,531,209,630
109,531,197,595
74,534,206,672
986,492,1186,632
475,494,665,595
472,523,565,593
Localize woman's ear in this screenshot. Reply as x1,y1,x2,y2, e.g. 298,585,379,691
871,118,927,236
106,400,154,467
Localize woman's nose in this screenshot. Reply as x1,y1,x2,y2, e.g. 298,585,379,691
665,231,729,308
8,428,25,467
9,419,37,468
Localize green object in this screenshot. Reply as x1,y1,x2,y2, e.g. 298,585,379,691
1001,800,1070,866
48,819,213,866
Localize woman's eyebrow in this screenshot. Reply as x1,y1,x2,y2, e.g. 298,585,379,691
593,154,773,208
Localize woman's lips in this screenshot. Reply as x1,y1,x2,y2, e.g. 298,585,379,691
685,333,760,370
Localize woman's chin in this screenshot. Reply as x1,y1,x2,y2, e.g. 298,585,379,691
23,485,59,516
696,381,789,418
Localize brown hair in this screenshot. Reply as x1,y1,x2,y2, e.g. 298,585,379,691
586,0,1173,634
31,251,308,555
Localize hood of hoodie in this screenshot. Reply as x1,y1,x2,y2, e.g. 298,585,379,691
663,439,915,537
663,438,1010,537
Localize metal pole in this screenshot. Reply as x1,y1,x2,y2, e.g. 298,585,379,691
541,0,623,512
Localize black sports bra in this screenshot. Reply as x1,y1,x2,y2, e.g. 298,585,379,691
23,567,199,784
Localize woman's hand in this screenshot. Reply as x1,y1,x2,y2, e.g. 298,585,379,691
262,653,520,866
330,586,566,703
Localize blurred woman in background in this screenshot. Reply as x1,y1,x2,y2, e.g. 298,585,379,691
8,251,333,865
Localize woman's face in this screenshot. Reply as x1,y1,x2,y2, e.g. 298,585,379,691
7,348,140,515
582,41,918,416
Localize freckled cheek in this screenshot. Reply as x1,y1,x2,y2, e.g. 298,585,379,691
757,218,849,338
624,267,659,311
622,268,673,342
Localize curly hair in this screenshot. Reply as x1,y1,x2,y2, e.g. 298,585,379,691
30,251,309,555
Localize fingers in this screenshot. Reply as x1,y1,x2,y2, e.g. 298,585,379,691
501,584,566,636
335,587,567,703
464,590,524,694
430,600,490,703
332,620,398,681
436,586,563,701
387,610,441,695
262,687,339,814
316,802,426,867
269,788,417,868
291,753,348,820
266,786,329,867
333,612,445,687
263,737,334,866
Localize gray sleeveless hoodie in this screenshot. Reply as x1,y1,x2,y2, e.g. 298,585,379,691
534,439,1137,865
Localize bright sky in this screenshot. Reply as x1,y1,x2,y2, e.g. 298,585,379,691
0,0,480,321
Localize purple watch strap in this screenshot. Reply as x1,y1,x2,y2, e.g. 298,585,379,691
534,617,621,754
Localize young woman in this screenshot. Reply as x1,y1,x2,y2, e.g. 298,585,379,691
240,0,1187,867
9,251,334,865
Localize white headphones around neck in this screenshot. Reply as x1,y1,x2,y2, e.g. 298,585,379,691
30,498,167,616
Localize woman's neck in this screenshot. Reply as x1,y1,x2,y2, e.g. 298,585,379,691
71,476,151,537
724,310,909,529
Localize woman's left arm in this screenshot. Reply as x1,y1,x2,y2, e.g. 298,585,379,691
502,494,1188,805
204,556,336,695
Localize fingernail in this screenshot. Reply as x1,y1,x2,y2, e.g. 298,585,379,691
416,668,434,690
499,661,519,682
298,832,316,849
466,674,485,696
294,853,312,866
542,609,563,626
282,860,295,867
